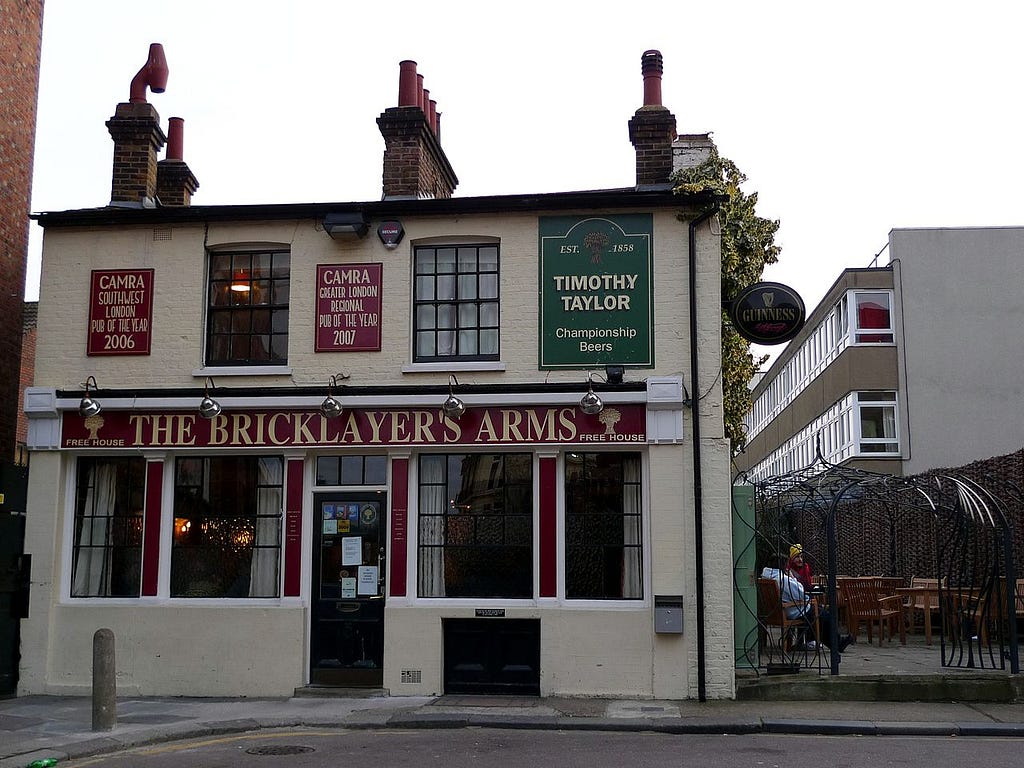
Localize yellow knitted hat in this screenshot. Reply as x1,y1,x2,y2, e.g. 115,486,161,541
789,544,803,559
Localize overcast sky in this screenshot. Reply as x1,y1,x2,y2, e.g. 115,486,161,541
28,1,1024,362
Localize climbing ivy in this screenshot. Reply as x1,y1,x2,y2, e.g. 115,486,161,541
673,148,781,451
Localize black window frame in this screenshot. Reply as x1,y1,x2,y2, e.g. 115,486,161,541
417,452,532,598
170,455,284,598
564,452,644,600
412,244,500,362
70,457,147,598
206,249,290,366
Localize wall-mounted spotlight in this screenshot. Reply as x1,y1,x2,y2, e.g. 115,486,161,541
79,376,102,418
320,374,344,418
605,364,625,385
441,374,466,420
198,377,222,419
579,372,604,415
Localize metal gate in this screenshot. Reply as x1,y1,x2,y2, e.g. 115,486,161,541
733,455,1021,677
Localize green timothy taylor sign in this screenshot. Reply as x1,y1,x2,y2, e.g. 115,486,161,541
539,214,654,369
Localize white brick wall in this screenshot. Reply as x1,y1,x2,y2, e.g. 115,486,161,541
27,206,735,699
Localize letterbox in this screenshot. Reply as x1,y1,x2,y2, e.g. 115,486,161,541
654,595,684,634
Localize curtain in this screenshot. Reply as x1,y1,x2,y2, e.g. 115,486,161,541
621,455,642,599
72,462,118,597
248,457,282,597
418,457,446,597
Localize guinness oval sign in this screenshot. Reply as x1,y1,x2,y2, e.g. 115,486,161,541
728,281,806,345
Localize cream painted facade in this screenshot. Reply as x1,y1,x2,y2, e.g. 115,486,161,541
22,197,735,701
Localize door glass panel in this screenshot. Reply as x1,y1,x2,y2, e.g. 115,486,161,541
311,494,385,685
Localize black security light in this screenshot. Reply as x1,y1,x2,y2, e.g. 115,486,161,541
323,212,369,239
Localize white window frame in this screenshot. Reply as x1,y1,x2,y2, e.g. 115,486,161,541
851,290,894,344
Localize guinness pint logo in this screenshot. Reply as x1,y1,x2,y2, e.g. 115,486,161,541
728,281,806,345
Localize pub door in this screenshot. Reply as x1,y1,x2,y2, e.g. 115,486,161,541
310,492,387,686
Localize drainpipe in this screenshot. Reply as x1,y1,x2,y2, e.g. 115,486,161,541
689,203,719,702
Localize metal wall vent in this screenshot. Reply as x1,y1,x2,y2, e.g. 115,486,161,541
401,669,422,684
152,227,172,241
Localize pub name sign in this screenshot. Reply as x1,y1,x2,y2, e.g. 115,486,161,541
63,405,647,449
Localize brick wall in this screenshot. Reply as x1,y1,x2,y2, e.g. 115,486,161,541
0,0,44,460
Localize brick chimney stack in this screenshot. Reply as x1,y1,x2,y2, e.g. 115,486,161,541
628,50,678,188
156,117,200,206
377,60,458,199
106,44,169,207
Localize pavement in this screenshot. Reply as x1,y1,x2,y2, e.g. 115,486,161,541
4,688,1024,767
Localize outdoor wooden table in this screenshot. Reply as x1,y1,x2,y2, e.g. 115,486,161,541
896,586,939,645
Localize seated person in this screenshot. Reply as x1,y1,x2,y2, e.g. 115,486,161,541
787,544,814,592
762,556,854,653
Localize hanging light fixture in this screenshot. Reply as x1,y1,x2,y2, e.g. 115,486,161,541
230,269,251,293
79,376,102,418
441,374,466,420
320,374,344,418
198,376,222,419
579,373,604,415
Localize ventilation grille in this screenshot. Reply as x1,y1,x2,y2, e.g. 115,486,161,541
401,669,422,684
152,227,172,241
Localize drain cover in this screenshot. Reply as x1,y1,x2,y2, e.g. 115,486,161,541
246,745,316,756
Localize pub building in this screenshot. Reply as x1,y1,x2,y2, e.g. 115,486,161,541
21,49,735,700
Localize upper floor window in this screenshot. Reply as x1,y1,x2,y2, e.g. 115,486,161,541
207,250,290,366
854,291,893,343
858,392,898,454
413,245,499,362
71,457,146,597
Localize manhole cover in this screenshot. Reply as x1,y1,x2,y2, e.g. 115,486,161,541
246,745,316,756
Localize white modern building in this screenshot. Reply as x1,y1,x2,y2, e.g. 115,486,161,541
737,226,1024,481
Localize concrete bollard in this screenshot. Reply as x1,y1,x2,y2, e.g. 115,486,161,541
92,628,116,731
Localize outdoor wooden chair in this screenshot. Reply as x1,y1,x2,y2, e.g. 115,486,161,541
756,577,818,653
839,577,906,646
903,577,941,635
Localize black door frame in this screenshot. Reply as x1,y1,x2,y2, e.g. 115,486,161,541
310,491,387,686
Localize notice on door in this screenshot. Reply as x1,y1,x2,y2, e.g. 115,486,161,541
342,537,362,566
357,565,378,595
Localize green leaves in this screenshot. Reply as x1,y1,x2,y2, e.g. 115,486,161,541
673,147,780,451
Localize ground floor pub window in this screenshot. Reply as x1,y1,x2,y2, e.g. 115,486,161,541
565,452,643,599
418,453,532,598
71,457,146,597
171,456,283,598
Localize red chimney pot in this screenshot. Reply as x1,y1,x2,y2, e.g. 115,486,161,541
167,117,184,160
640,49,664,107
129,43,169,104
398,60,419,107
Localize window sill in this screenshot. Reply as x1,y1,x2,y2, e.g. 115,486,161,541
193,366,293,377
402,361,506,374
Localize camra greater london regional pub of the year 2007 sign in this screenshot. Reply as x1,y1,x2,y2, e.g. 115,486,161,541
538,214,654,369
